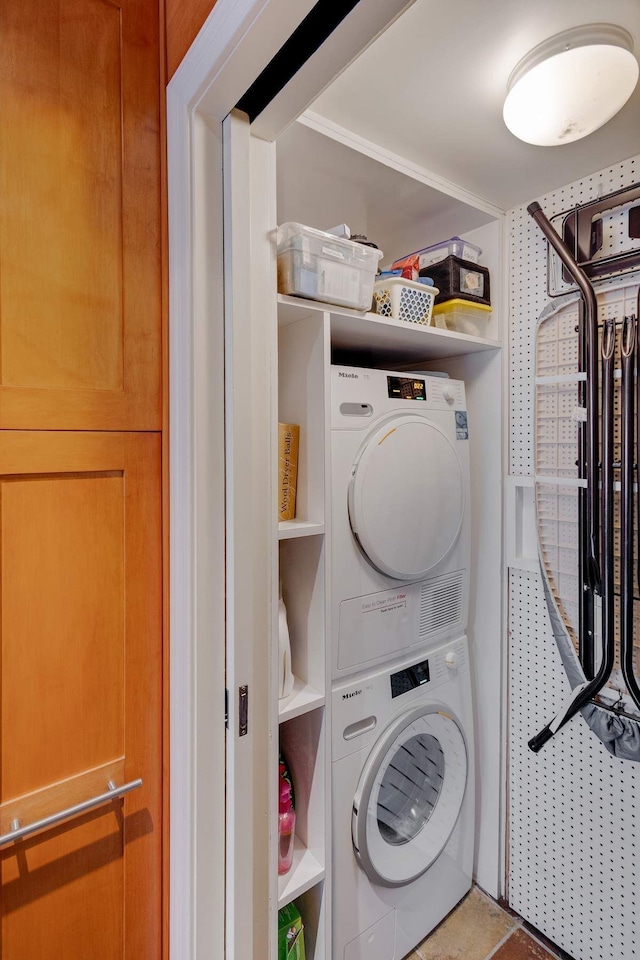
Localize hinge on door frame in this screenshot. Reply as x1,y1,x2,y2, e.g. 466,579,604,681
238,685,249,737
225,686,249,735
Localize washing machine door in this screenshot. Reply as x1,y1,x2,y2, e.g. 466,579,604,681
352,704,468,887
348,415,464,581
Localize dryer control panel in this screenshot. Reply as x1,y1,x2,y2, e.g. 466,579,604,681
331,365,467,431
387,376,427,401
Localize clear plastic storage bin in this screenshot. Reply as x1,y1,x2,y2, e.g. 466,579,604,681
392,236,482,274
432,298,492,336
373,277,438,326
277,222,383,311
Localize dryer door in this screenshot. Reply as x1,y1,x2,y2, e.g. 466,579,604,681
348,415,464,580
352,704,467,887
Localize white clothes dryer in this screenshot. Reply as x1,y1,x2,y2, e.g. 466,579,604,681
331,365,470,680
332,636,474,960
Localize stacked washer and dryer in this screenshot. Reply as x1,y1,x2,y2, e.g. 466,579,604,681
330,365,475,960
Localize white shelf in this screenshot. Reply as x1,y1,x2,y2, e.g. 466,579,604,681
278,519,325,540
331,310,501,363
278,292,367,326
279,677,325,723
278,838,325,909
277,294,501,363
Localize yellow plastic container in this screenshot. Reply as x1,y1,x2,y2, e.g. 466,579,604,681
432,298,492,336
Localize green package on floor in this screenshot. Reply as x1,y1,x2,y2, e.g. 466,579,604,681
278,903,306,960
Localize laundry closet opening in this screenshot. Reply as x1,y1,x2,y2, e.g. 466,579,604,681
266,25,505,951
169,0,640,958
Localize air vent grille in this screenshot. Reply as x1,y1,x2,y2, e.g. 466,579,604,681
419,571,464,637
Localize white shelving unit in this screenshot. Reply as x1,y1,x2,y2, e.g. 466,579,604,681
275,302,330,959
278,839,325,908
271,113,506,958
278,677,325,724
278,519,325,540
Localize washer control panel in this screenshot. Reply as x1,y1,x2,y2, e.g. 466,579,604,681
390,657,430,698
332,637,469,761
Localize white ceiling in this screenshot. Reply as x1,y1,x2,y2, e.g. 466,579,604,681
310,0,640,210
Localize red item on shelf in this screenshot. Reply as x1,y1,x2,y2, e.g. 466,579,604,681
278,774,296,876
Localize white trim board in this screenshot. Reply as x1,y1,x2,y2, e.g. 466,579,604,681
167,0,509,954
298,110,506,220
168,3,318,958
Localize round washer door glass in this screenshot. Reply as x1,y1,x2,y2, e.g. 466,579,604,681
348,416,464,580
352,706,467,887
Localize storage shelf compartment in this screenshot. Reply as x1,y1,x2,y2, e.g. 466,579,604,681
279,677,325,723
278,839,325,908
278,310,326,528
276,118,497,268
294,882,326,960
278,520,325,540
331,309,501,365
279,535,325,700
279,709,326,909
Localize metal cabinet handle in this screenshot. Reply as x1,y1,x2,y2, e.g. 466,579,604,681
0,778,143,847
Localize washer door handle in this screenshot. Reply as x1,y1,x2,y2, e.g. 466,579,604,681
344,716,377,740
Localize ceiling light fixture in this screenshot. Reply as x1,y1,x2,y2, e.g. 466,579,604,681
503,24,639,146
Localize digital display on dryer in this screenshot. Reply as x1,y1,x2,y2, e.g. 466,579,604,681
387,376,426,401
390,659,430,698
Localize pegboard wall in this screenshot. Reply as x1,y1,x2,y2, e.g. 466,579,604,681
509,570,640,960
508,155,640,960
509,154,639,476
535,285,640,708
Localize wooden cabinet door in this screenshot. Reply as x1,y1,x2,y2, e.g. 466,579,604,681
0,0,161,430
0,432,162,958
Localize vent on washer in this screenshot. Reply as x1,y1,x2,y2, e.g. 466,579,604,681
419,571,464,638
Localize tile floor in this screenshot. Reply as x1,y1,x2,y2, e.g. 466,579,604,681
406,887,570,960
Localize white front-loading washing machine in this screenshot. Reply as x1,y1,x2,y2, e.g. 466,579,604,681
332,636,474,960
331,365,470,680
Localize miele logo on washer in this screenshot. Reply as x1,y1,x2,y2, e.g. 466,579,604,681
342,689,362,700
338,372,359,378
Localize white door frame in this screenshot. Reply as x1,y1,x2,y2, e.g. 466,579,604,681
168,1,407,956
167,1,437,956
168,5,318,958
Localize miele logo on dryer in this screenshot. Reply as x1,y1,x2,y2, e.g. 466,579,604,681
338,372,359,378
342,689,362,700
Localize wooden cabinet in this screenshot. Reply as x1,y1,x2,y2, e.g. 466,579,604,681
0,431,162,958
166,0,217,79
0,0,161,430
0,0,164,953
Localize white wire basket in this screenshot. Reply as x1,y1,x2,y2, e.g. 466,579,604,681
373,278,438,326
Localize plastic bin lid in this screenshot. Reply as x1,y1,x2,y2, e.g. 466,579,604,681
277,221,383,260
392,236,482,263
432,298,492,314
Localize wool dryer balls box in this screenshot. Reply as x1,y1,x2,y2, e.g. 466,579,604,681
278,423,300,521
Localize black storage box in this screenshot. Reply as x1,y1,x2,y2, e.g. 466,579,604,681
420,254,490,306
